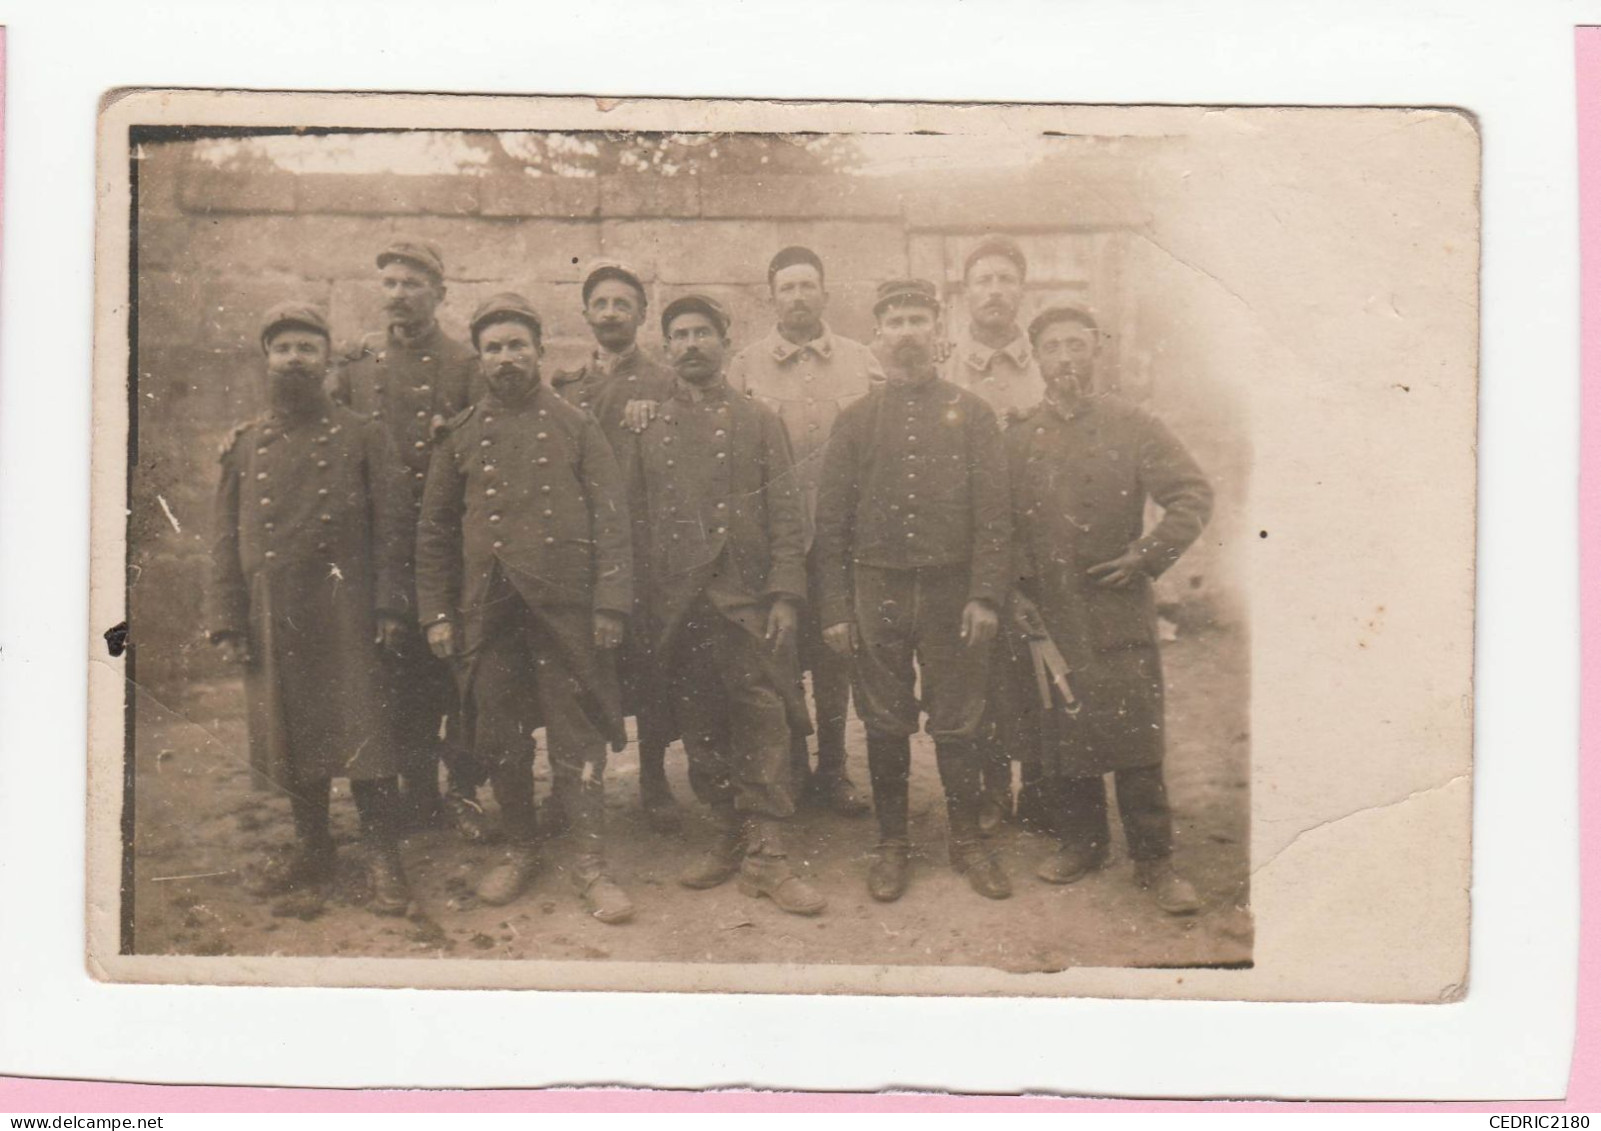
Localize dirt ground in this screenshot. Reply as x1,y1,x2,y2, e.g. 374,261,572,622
128,624,1251,974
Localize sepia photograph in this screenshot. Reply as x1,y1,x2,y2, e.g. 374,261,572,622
88,91,1476,999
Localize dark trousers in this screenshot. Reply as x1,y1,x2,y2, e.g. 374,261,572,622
386,635,478,799
471,593,610,852
668,595,795,818
850,564,991,841
791,545,854,777
1055,766,1174,861
287,774,399,846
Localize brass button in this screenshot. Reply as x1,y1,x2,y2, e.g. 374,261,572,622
486,487,497,497
536,457,549,466
480,439,492,448
318,488,329,497
493,540,504,550
259,497,272,506
264,550,277,559
256,471,268,480
489,514,502,524
320,514,332,523
544,536,555,545
317,459,329,469
714,526,726,535
714,429,726,437
417,410,427,419
907,435,916,443
666,459,675,468
415,441,427,450
715,452,726,460
255,446,268,455
483,416,495,424
716,502,727,510
264,522,275,532
540,485,551,494
414,471,424,481
537,432,548,441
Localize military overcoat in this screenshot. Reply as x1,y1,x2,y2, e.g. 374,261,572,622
1006,393,1213,774
414,383,634,748
205,397,412,789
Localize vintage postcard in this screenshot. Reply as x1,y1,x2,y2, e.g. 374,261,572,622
87,90,1476,1000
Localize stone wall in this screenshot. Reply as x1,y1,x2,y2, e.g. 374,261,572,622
127,139,1246,693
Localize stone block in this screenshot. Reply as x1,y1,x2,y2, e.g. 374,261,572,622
386,215,604,285
297,174,478,216
903,173,1149,231
699,175,902,219
602,219,780,285
769,220,908,288
479,174,600,219
599,175,699,218
179,167,297,214
197,274,335,351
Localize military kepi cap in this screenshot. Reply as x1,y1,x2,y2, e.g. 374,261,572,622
661,293,731,337
962,234,1028,281
872,278,941,316
469,292,544,349
259,302,331,351
377,238,446,281
582,260,647,306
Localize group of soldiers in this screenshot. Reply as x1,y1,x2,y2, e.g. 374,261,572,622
205,233,1214,929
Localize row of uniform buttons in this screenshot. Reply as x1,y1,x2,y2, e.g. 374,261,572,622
255,417,342,558
477,406,560,552
901,401,921,540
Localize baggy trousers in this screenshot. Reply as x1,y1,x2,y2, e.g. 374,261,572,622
848,563,991,840
470,584,611,854
667,593,796,819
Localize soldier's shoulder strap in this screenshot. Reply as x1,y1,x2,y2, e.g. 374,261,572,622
441,403,478,432
217,417,260,461
339,331,387,364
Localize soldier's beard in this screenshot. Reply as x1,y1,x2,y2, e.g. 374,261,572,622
1045,368,1086,400
486,365,538,402
269,370,322,414
886,340,935,384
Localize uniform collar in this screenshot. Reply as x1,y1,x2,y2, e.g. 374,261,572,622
957,325,1032,373
884,368,941,397
592,342,640,378
387,321,443,352
672,375,732,403
1040,384,1098,422
483,379,547,412
767,323,836,364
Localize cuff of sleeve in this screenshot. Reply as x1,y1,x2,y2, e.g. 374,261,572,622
819,596,854,629
1132,536,1179,578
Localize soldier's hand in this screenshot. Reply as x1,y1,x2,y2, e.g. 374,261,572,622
1088,548,1147,589
823,620,859,657
622,399,660,433
593,610,626,650
425,620,457,659
215,633,252,666
765,598,799,651
375,614,407,655
1010,592,1048,638
961,600,999,649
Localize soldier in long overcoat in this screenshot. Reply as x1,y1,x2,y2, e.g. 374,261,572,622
548,261,682,833
1005,306,1213,914
414,294,636,923
622,294,826,917
815,279,1014,904
326,239,483,838
206,302,414,914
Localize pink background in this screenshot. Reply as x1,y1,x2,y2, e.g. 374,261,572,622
0,26,1596,1115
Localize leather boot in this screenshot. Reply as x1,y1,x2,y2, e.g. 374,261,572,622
679,810,744,889
1035,841,1109,885
245,836,335,897
639,758,682,834
867,839,912,902
476,844,539,906
737,818,827,915
811,769,870,817
574,854,634,925
366,841,412,916
443,790,492,844
948,800,1011,900
1133,856,1202,915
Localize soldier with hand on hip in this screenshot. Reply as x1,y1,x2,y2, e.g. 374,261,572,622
1006,306,1212,916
